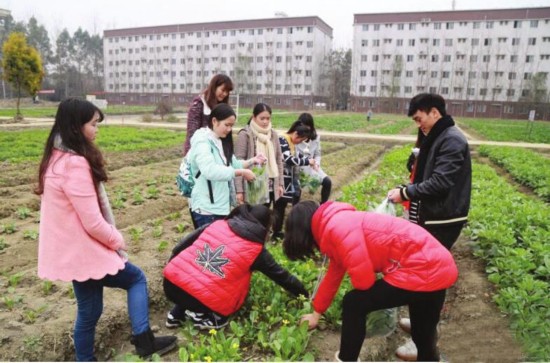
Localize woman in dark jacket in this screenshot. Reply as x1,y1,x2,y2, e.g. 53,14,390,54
183,74,234,155
163,203,308,329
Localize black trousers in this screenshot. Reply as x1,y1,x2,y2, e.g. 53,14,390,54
424,223,464,250
339,280,445,362
272,197,291,235
163,278,222,319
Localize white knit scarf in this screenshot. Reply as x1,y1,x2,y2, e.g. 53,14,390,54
249,121,279,178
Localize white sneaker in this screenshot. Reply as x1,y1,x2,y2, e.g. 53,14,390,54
395,338,417,361
398,317,411,334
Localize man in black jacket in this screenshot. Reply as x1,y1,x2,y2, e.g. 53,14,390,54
387,93,472,360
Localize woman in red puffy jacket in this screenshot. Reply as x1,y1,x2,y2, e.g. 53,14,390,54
163,203,308,330
283,201,458,362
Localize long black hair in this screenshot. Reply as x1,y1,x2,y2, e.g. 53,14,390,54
208,103,236,165
286,120,311,140
203,74,233,110
283,201,320,260
297,113,317,140
36,98,106,195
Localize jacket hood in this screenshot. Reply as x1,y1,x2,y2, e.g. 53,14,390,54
312,201,357,249
228,216,267,244
190,127,213,148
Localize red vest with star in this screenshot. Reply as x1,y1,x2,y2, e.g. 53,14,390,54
163,220,263,316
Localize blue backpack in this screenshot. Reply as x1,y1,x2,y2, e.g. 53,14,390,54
176,157,200,198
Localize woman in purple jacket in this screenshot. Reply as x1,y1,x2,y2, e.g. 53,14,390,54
183,74,234,155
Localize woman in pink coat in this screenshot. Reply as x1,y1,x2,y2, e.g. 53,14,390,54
283,201,458,362
36,98,175,361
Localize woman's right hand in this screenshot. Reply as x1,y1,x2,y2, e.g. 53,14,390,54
300,312,321,330
308,159,319,170
236,192,245,204
241,169,256,182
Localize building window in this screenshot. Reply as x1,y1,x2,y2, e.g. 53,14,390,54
471,38,479,46
528,38,536,45
433,39,440,46
512,38,520,46
483,55,490,62
484,38,492,46
362,24,369,31
526,55,534,63
508,72,516,80
513,21,522,28
409,39,415,46
359,85,366,92
361,39,368,47
374,24,380,31
446,22,454,29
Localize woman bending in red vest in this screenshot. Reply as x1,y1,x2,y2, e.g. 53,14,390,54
283,201,458,362
163,203,308,329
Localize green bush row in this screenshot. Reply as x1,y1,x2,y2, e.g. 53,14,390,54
478,145,550,201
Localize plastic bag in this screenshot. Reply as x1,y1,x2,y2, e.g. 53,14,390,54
246,164,269,204
365,197,398,338
374,197,396,216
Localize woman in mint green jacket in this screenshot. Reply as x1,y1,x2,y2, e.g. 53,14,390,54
188,103,265,227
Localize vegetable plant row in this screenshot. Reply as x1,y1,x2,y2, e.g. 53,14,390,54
477,145,550,201
459,118,550,144
465,162,550,361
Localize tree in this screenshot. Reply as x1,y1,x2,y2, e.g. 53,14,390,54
320,49,352,110
26,17,52,64
2,32,44,117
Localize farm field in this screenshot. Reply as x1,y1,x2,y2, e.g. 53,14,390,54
0,115,549,361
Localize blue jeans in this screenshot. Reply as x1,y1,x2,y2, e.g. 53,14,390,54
72,262,149,361
191,211,224,228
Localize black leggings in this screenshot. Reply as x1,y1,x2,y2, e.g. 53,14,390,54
339,280,445,362
163,278,221,319
320,176,332,204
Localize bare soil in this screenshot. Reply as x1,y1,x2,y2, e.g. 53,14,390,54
0,132,526,362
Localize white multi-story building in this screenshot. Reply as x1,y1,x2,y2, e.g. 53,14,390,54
103,16,332,109
351,7,550,119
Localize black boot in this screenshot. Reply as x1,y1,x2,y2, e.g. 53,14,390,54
130,328,177,359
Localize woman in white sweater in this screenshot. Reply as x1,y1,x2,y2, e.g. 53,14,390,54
295,113,332,204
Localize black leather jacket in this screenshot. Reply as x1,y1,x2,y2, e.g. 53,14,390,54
404,126,471,226
170,217,309,298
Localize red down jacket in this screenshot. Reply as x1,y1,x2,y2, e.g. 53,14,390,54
163,220,262,316
311,202,458,314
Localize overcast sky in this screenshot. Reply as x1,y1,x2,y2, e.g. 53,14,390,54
2,0,549,48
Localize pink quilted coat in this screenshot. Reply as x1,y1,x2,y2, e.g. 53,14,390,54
311,202,458,314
